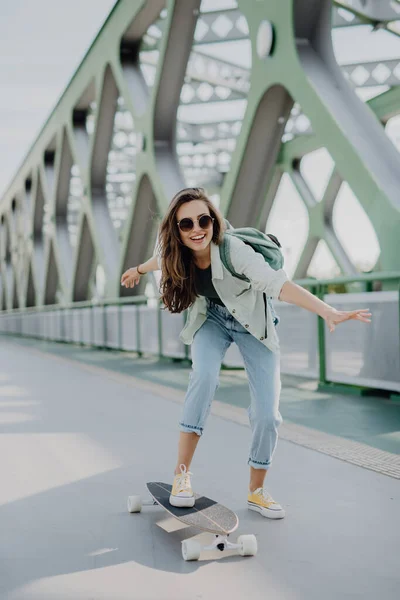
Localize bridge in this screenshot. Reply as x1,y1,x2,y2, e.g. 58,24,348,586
0,1,399,598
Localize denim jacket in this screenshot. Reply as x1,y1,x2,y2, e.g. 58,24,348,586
173,236,289,353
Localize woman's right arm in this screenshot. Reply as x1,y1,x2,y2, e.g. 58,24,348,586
120,255,160,288
136,255,160,275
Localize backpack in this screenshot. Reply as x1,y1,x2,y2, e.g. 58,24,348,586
219,219,284,283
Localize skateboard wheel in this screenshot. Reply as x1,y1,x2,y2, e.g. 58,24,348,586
182,539,201,561
237,534,257,556
127,495,142,513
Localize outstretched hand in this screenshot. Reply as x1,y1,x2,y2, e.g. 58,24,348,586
324,308,372,333
121,267,141,288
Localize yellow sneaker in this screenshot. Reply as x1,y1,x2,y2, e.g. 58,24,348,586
248,488,285,519
169,464,195,508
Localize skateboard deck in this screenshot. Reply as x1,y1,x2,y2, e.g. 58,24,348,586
147,482,239,535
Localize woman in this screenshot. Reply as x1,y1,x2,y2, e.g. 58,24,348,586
121,188,371,519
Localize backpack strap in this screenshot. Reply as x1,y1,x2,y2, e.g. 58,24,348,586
219,233,249,282
220,233,269,338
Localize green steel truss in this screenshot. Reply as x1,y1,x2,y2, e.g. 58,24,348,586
0,0,400,311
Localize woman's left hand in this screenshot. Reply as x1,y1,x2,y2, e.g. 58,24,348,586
323,307,372,333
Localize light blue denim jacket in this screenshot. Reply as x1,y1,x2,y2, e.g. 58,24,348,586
163,236,289,353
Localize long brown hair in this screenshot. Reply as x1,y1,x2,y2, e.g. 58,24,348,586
157,188,225,313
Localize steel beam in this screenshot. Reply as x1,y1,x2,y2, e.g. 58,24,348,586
0,0,399,311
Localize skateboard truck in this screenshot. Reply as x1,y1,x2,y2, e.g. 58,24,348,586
181,533,257,561
128,484,258,561
204,534,241,552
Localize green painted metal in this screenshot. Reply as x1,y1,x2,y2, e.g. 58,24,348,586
102,305,107,350
295,271,400,287
316,284,327,385
279,84,400,284
303,271,400,395
0,0,399,313
318,382,387,397
118,303,122,350
1,270,398,391
80,304,84,346
157,304,163,358
136,303,142,357
222,0,400,279
0,0,399,395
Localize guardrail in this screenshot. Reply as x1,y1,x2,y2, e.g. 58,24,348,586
0,271,399,397
297,271,400,397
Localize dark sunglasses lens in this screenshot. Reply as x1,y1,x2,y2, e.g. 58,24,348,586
199,215,213,228
179,218,194,232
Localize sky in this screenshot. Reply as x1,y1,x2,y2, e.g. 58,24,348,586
0,0,117,198
0,0,399,277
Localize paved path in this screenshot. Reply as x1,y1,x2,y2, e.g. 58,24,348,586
0,337,399,599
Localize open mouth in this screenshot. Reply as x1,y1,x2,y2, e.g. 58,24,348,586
190,234,206,243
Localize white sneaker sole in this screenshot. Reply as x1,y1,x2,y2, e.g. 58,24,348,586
248,502,285,519
169,494,195,508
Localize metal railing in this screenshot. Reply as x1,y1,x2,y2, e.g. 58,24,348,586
0,271,399,395
295,271,400,387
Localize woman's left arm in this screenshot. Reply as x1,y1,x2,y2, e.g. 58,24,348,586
279,281,372,333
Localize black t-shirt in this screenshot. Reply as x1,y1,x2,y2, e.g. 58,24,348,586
194,264,225,306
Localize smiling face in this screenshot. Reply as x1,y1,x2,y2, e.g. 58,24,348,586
176,200,214,256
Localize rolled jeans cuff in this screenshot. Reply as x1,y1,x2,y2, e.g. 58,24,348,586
179,422,203,436
248,458,271,470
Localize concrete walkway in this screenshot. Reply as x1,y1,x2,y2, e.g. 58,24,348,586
0,336,399,600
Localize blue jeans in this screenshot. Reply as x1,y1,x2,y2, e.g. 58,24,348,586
179,300,282,469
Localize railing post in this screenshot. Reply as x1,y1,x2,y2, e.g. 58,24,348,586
118,302,122,350
158,301,163,359
80,306,84,346
136,303,141,356
91,303,94,347
317,283,327,386
103,302,107,349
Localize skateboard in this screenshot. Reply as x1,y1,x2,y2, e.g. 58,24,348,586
127,482,258,561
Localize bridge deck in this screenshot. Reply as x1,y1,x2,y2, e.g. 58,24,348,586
1,336,399,600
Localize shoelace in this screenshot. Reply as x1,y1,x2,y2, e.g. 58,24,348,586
175,464,192,492
256,488,276,506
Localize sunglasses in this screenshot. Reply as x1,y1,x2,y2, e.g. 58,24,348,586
177,214,214,233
